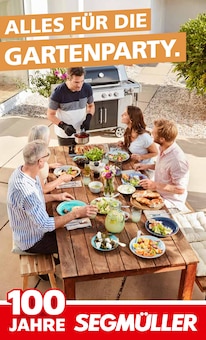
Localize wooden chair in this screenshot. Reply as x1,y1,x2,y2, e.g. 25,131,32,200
19,253,57,290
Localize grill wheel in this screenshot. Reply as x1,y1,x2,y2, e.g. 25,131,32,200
115,127,125,138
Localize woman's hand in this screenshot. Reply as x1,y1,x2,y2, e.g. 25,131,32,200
57,192,75,201
58,173,73,183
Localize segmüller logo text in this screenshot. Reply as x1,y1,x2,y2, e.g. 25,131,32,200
74,312,197,332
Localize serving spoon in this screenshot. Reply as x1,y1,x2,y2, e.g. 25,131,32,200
112,239,127,247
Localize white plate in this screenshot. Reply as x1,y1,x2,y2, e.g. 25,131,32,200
90,197,121,214
108,150,130,162
118,184,136,195
129,235,166,259
53,165,81,178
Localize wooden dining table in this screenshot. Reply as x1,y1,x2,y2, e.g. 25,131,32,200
48,145,199,300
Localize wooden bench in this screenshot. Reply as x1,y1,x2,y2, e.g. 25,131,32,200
19,254,57,290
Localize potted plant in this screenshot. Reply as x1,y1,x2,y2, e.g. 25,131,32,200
27,68,68,98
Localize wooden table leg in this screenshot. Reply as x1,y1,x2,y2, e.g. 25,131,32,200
64,278,76,300
178,263,197,300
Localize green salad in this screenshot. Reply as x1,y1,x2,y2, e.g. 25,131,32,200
84,147,104,161
91,198,120,214
148,220,172,236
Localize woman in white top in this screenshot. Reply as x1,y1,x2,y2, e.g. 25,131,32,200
119,106,158,165
28,125,73,194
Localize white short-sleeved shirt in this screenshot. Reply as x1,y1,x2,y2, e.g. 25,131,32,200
129,133,155,164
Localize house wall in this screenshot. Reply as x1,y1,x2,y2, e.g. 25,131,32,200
23,0,206,33
150,0,165,33
164,0,206,32
0,0,26,84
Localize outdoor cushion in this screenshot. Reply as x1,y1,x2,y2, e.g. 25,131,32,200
173,211,206,243
173,211,206,276
190,241,206,277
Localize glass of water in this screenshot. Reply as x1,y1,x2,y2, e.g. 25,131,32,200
82,174,91,186
131,207,142,223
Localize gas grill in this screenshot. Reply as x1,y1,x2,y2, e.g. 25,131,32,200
84,65,142,137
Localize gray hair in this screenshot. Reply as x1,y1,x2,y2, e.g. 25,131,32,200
23,140,49,165
28,125,50,144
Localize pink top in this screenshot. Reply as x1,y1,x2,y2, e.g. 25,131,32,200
155,142,189,210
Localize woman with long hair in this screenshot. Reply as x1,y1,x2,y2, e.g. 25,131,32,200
119,106,158,165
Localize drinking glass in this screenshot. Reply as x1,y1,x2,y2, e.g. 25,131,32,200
82,174,91,186
131,207,142,223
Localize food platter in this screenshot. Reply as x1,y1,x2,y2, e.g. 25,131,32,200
130,190,164,210
121,170,147,188
90,197,121,214
91,232,119,252
145,217,179,237
108,150,130,162
53,165,81,178
129,235,166,259
56,200,86,215
130,197,164,210
74,144,109,155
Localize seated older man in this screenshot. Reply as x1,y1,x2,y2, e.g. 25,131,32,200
7,140,97,261
134,119,189,211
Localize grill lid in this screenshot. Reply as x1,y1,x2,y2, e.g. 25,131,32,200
84,66,119,86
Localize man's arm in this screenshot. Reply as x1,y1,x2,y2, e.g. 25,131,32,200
87,102,95,115
133,163,155,171
139,179,185,194
53,205,98,229
47,107,76,136
44,192,74,203
47,108,61,125
81,102,95,130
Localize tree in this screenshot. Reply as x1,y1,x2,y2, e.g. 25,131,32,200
173,13,206,95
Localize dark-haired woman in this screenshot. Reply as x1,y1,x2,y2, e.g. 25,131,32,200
118,106,158,177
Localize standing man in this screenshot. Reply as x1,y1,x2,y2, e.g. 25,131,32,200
47,67,95,149
133,119,189,211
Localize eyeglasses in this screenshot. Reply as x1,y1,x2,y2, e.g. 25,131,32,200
41,153,50,159
38,152,50,162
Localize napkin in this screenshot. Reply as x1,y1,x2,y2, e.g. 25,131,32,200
56,180,82,189
143,209,171,220
65,218,92,231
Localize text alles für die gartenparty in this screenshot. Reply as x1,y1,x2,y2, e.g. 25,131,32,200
0,9,186,71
